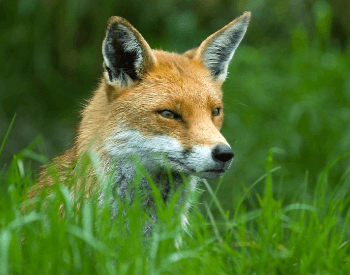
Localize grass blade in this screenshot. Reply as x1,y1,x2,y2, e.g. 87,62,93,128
0,230,10,275
0,114,16,157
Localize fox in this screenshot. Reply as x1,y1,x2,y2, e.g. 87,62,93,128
29,12,251,232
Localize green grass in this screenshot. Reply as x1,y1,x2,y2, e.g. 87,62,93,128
1,1,350,273
1,127,350,274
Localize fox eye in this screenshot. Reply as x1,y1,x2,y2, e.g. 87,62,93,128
158,110,182,121
212,108,221,117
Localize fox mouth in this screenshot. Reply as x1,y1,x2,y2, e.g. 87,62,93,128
166,157,227,179
199,169,226,180
204,169,225,173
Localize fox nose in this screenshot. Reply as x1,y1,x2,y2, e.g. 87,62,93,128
211,145,234,163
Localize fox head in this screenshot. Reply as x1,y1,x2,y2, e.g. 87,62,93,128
78,12,251,182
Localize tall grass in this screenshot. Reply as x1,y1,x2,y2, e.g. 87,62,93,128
1,121,350,274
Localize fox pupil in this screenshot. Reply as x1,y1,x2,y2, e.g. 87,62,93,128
159,110,182,121
212,108,220,116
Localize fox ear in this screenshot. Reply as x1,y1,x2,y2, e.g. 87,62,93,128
187,12,251,82
102,17,156,88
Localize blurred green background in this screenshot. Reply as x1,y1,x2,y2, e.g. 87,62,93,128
1,0,350,208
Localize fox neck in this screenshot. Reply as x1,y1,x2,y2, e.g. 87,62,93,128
111,158,197,201
99,157,198,218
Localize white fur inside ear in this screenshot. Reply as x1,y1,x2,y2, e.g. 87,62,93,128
117,25,143,73
102,23,144,86
203,19,249,81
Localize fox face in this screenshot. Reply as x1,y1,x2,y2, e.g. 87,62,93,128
103,57,232,180
37,12,254,229
82,12,251,188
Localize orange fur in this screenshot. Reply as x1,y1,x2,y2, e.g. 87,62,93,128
27,13,251,225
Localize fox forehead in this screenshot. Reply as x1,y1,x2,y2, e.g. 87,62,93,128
150,50,223,99
113,50,223,109
105,51,226,148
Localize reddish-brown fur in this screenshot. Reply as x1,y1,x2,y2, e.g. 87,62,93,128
28,12,251,206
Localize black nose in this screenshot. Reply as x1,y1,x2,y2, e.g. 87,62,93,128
211,145,234,163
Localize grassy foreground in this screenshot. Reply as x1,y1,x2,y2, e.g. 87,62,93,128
1,130,350,274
